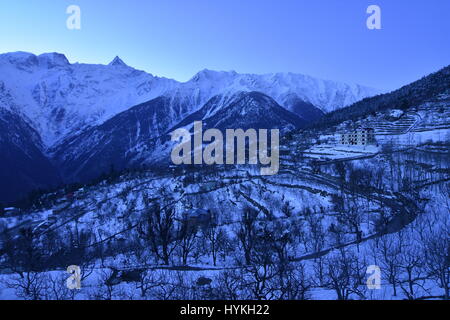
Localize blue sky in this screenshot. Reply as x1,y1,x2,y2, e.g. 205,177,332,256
0,0,449,90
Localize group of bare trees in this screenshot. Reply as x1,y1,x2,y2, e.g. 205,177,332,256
0,168,447,300
135,194,232,267
0,221,97,300
368,211,449,300
121,204,313,300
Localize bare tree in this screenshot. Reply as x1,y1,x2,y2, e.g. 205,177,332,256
216,269,242,300
43,272,78,300
396,229,427,300
242,257,278,300
376,234,402,297
134,269,170,299
323,248,366,300
235,206,259,265
88,268,116,300
3,271,48,300
1,227,50,299
278,262,311,300
422,232,450,299
177,226,198,265
204,225,227,267
151,270,179,300
138,202,177,265
417,209,450,300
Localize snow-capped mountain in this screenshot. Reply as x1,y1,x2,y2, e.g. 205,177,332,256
51,91,306,183
0,51,379,149
51,95,195,183
0,51,381,202
0,52,178,147
46,62,449,190
187,69,378,115
171,91,307,132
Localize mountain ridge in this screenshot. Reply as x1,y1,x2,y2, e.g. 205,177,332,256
0,51,380,148
2,51,418,203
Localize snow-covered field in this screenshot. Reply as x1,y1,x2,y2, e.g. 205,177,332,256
304,144,379,160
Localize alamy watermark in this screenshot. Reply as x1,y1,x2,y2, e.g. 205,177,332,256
170,121,280,175
66,5,81,30
66,265,82,290
367,5,381,30
366,265,381,290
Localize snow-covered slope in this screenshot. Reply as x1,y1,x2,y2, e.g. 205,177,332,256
51,96,195,183
0,108,60,202
0,52,379,148
51,92,306,184
171,91,307,132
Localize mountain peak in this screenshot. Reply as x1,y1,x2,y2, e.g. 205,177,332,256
190,69,238,82
38,53,70,68
109,56,127,67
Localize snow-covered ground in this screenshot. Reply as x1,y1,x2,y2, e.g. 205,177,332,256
1,136,447,300
303,144,380,160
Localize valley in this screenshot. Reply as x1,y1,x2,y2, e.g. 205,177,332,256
0,53,448,300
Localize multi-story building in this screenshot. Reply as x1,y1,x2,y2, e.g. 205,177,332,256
340,128,375,146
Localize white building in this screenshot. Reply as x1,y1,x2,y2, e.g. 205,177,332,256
340,128,375,146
